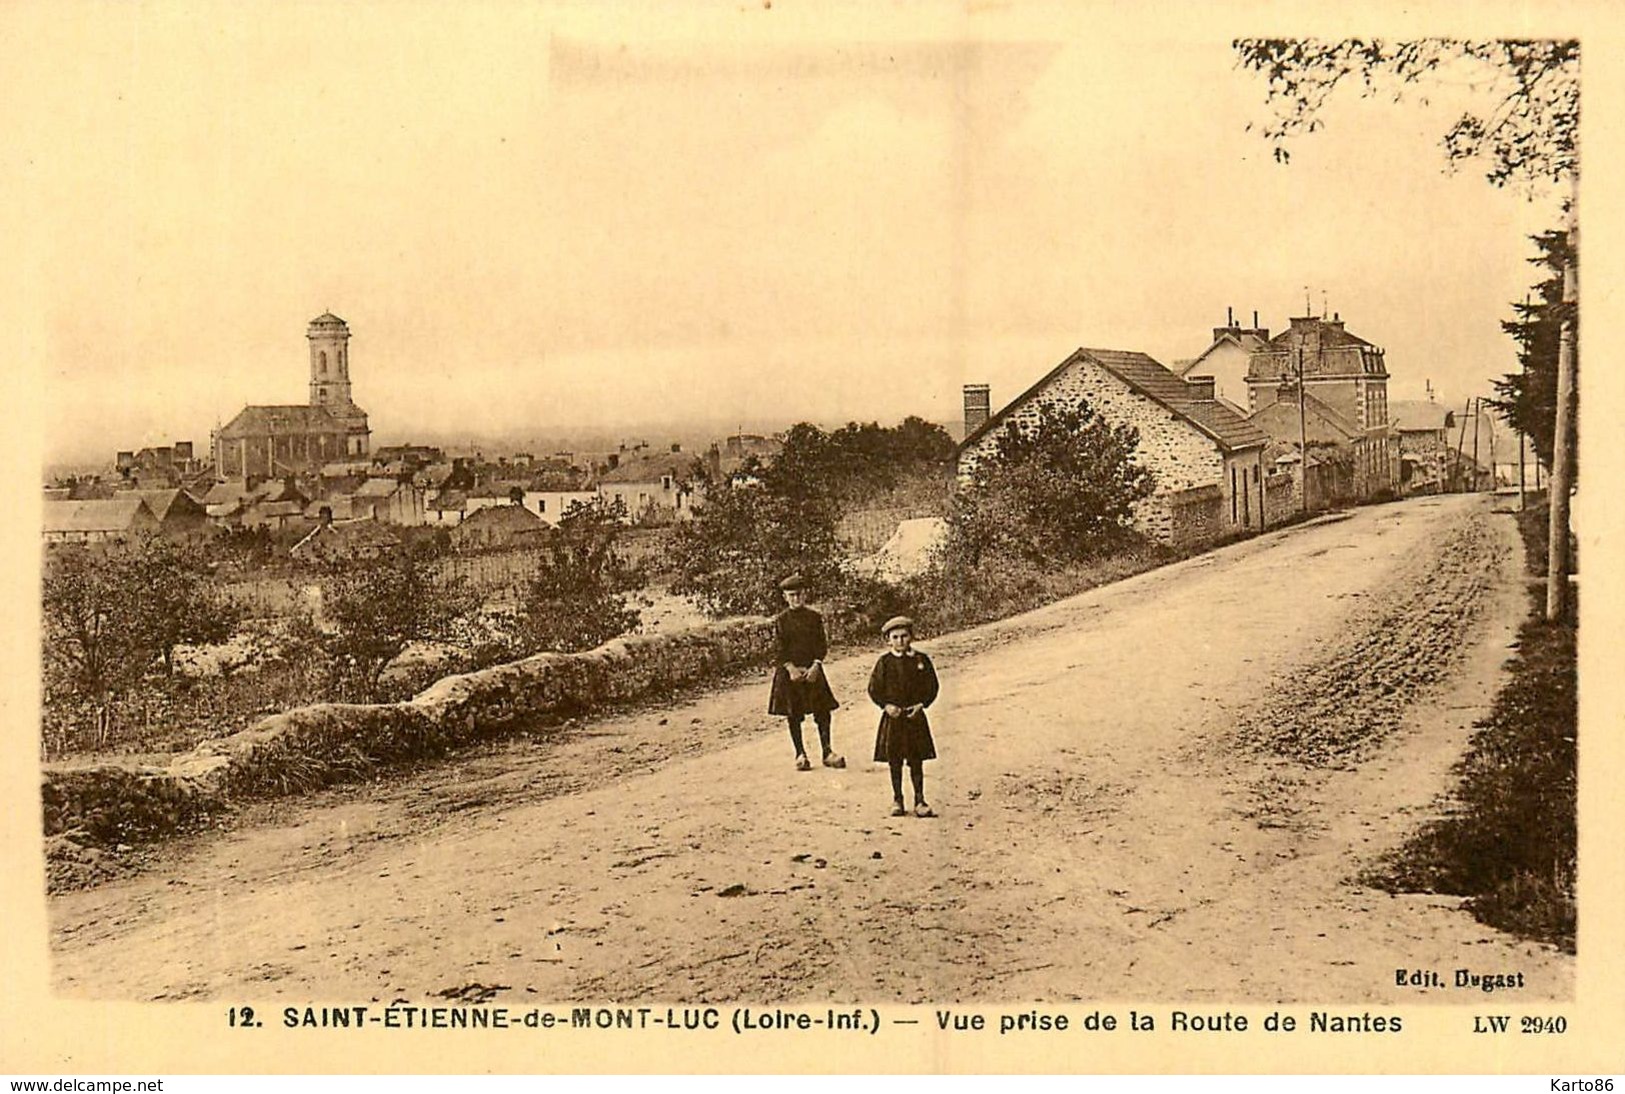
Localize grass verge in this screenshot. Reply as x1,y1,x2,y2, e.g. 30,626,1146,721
1363,499,1576,951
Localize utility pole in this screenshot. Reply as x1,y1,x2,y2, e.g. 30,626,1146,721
1517,292,1529,512
1471,398,1481,492
1453,399,1471,493
1296,345,1310,512
1547,193,1578,623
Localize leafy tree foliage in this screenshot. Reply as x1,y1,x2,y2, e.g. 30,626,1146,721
43,547,149,747
1490,229,1575,471
1233,38,1578,188
948,399,1155,567
673,416,950,617
318,544,479,700
126,537,239,675
43,539,241,748
671,479,844,617
513,499,644,653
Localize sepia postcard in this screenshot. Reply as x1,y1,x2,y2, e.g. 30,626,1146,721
2,0,1621,1077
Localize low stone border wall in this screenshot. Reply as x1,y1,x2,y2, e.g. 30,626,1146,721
42,616,777,846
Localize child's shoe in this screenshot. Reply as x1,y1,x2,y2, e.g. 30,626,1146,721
795,755,812,772
914,801,935,818
890,800,907,817
822,752,846,769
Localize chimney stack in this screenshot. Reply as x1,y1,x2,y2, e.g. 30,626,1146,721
963,383,991,436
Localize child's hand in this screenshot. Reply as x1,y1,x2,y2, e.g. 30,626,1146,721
905,704,924,717
884,704,904,719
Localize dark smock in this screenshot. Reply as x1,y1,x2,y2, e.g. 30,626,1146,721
868,650,939,763
767,605,839,717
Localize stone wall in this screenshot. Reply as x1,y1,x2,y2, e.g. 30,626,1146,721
1163,484,1225,549
42,616,778,845
1263,471,1297,527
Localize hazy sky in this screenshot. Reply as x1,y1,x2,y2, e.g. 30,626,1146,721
6,4,1575,465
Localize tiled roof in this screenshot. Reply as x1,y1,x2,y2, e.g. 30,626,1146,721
133,488,183,522
1389,400,1454,432
355,477,404,498
597,452,701,484
1247,391,1362,446
959,347,1268,455
456,504,546,534
43,498,153,534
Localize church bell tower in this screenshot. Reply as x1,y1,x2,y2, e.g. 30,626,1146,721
307,311,371,457
308,312,353,409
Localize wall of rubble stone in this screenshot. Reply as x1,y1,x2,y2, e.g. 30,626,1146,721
41,616,778,845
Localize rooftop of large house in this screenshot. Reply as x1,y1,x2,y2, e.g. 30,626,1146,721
597,451,702,485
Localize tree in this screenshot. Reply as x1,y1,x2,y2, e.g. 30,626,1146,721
42,537,242,749
1233,39,1577,188
949,399,1155,567
318,545,479,700
1233,37,1578,619
125,537,238,675
42,546,150,748
672,478,844,618
1490,229,1575,472
513,499,643,653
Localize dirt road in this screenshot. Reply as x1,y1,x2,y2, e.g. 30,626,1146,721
49,495,1571,1004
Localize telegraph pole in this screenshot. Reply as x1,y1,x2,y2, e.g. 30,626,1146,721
1546,195,1578,623
1453,399,1471,492
1296,345,1310,512
1517,292,1529,512
1471,398,1481,492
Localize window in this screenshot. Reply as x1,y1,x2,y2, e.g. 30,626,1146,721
320,351,328,375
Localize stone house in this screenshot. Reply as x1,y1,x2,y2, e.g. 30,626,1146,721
351,477,426,526
450,502,547,551
43,498,159,544
133,488,212,540
290,518,402,563
957,347,1272,545
1392,417,1441,491
1250,386,1400,505
596,449,703,523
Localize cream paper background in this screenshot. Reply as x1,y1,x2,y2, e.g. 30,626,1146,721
1,0,1620,1075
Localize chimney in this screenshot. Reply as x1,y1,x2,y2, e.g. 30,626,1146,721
1186,375,1216,402
963,384,991,436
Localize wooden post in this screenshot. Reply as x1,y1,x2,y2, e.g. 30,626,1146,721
1546,205,1578,623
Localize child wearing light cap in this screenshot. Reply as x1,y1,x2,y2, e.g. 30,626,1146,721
868,615,940,817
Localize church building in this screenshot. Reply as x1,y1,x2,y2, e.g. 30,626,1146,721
213,313,372,478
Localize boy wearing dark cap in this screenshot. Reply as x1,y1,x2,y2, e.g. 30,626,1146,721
767,573,844,772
